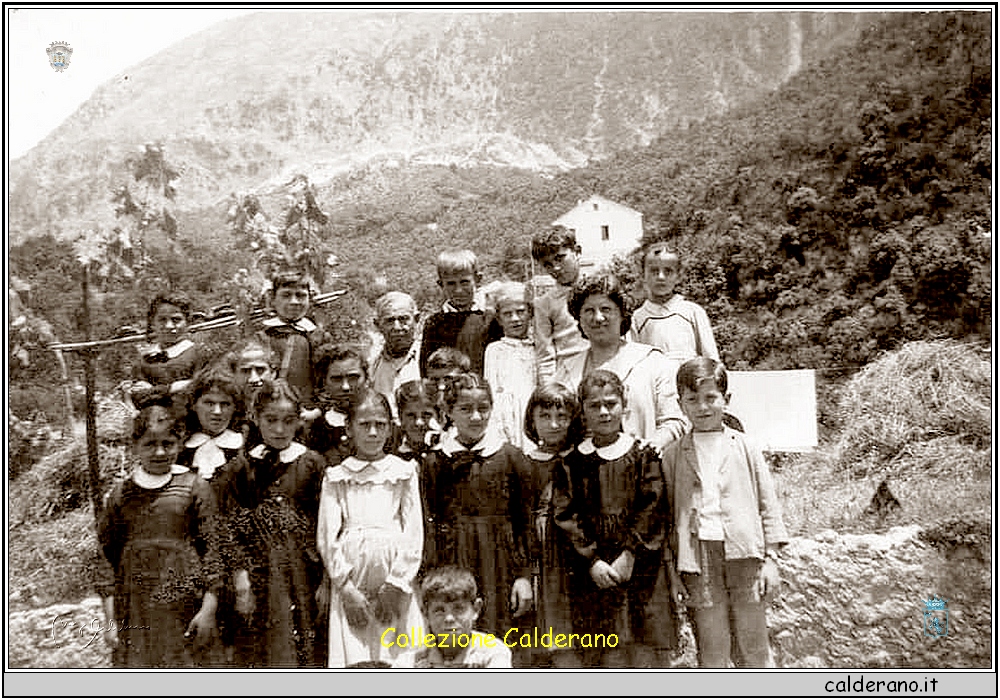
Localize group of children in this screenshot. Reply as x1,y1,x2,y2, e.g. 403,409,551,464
98,227,788,669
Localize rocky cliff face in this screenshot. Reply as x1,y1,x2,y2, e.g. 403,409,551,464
771,526,991,668
9,11,873,243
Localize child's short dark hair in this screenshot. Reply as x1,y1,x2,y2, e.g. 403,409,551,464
185,366,244,434
426,347,471,374
271,270,313,294
146,294,192,334
642,241,681,270
578,369,626,407
346,386,393,425
531,225,580,261
395,379,438,414
443,373,492,410
676,357,728,396
524,382,583,449
567,274,632,337
419,565,479,608
132,400,185,442
252,378,302,415
314,344,369,387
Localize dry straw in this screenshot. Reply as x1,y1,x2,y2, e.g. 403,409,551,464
829,339,991,473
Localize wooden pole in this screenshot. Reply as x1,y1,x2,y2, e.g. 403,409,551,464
81,263,103,519
52,348,75,431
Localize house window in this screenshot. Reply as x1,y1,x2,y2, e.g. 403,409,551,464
601,225,610,241
593,202,599,211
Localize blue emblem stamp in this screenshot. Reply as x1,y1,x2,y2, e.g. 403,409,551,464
923,595,949,638
46,41,73,73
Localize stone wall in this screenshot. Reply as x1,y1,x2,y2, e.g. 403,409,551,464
770,525,991,668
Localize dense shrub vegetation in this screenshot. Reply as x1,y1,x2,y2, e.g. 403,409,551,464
9,12,991,414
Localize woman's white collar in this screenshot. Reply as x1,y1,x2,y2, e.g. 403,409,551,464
578,433,635,460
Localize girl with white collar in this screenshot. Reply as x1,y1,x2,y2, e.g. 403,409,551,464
317,387,423,667
98,399,221,667
420,374,533,643
215,379,327,667
552,369,669,668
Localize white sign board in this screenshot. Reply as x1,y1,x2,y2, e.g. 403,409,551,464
726,370,818,452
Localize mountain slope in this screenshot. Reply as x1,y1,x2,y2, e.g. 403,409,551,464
9,11,871,242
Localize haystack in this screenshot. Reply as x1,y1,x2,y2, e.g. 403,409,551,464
828,340,991,475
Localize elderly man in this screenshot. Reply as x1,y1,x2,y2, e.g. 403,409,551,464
370,291,421,416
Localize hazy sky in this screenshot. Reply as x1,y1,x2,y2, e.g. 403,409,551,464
6,6,256,160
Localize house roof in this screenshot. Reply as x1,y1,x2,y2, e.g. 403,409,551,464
552,194,642,224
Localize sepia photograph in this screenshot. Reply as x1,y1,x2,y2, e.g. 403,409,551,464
5,3,994,695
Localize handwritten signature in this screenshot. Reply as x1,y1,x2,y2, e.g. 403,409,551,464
49,612,150,648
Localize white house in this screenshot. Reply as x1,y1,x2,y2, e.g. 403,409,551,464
552,195,644,271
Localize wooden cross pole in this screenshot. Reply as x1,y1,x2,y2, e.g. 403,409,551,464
80,263,104,520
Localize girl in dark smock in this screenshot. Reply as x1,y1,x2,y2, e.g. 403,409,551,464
98,400,221,668
553,370,669,667
215,379,326,667
420,374,533,637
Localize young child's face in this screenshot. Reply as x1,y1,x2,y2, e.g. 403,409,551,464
272,284,310,322
194,389,236,437
644,255,681,304
350,404,392,461
423,596,482,653
438,271,477,311
678,380,729,432
236,349,274,391
150,303,188,347
497,300,530,340
449,388,492,444
582,385,624,444
376,300,417,357
324,358,366,410
399,399,438,448
538,247,581,287
135,425,182,475
532,404,572,451
257,398,300,450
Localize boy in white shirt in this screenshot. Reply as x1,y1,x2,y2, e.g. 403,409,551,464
662,358,788,668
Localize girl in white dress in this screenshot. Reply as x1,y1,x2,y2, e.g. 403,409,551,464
317,388,423,667
483,281,537,450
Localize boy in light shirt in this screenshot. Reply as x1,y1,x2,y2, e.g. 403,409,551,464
630,242,719,369
662,358,788,668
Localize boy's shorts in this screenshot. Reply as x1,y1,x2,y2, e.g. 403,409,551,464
680,540,762,609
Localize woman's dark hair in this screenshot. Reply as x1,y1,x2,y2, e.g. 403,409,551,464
567,274,632,338
184,365,244,435
523,382,584,450
146,293,193,334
